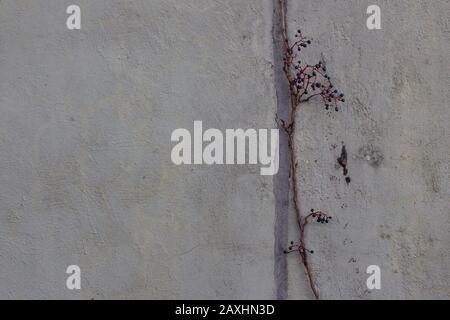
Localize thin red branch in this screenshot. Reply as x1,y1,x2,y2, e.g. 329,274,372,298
275,0,344,300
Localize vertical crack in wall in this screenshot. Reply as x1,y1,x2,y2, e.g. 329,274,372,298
272,0,290,300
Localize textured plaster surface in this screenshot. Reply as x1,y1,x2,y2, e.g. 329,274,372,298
0,0,448,299
285,0,450,299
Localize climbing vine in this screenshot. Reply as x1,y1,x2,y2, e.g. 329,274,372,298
275,0,346,299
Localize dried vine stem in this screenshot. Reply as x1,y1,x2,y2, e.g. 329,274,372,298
275,0,345,300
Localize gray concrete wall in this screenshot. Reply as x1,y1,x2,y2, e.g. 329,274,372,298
285,0,450,299
0,0,448,299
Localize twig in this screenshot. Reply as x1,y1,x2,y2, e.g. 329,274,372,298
275,0,345,300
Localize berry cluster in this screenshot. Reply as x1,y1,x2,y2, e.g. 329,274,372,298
283,209,332,255
284,241,314,255
283,30,345,111
307,208,332,224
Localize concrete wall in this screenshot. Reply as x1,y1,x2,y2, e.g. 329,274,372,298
285,0,450,299
0,0,448,299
